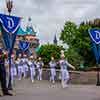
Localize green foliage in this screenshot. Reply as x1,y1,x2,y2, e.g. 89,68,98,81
37,44,64,64
60,21,78,46
65,47,84,70
59,20,99,69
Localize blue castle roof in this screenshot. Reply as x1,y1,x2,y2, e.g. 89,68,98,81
17,27,27,35
26,26,36,36
17,26,37,36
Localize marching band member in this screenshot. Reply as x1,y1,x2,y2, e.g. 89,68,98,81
10,54,17,85
36,57,44,81
28,56,36,83
0,49,13,96
22,55,29,78
49,56,56,84
59,54,75,88
16,54,23,80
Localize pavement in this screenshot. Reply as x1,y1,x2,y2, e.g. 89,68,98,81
0,79,100,100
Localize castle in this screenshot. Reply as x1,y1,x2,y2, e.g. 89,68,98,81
0,18,39,58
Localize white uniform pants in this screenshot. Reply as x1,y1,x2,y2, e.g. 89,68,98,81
11,67,17,85
38,68,42,80
61,69,69,87
18,66,23,80
50,68,56,82
23,65,28,78
30,67,35,81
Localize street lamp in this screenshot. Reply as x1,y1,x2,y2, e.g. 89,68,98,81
6,0,13,90
6,0,13,15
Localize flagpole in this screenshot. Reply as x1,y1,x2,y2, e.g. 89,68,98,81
96,64,100,86
6,0,13,90
96,43,100,86
8,51,12,90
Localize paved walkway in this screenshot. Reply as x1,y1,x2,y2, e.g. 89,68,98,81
0,79,100,100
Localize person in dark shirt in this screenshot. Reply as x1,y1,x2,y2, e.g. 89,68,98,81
0,49,13,96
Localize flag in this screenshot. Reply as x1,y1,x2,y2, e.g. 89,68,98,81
19,40,30,52
0,13,21,53
89,29,100,64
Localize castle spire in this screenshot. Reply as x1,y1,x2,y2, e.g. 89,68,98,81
53,34,57,45
26,17,36,36
27,17,32,27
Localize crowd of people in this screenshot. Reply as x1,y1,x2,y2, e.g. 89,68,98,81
7,53,75,87
0,49,75,96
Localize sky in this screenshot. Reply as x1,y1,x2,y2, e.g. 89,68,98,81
0,0,100,47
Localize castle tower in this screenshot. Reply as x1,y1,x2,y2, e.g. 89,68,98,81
16,17,39,57
53,34,57,45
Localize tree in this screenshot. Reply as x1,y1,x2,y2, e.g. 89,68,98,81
37,44,64,65
65,47,84,70
59,21,84,68
59,20,96,68
60,21,78,47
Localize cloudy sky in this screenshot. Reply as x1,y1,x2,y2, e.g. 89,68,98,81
0,0,100,46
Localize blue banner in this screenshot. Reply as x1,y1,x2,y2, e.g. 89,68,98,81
0,14,20,33
0,14,21,52
89,29,100,44
19,40,30,52
91,41,99,64
89,29,100,64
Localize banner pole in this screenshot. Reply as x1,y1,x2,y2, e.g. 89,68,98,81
8,50,13,90
96,64,100,86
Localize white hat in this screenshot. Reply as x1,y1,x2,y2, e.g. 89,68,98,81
30,56,33,59
61,50,64,54
39,57,41,60
61,54,65,58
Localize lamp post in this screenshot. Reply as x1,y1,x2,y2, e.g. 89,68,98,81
96,64,100,86
6,0,13,16
6,0,13,90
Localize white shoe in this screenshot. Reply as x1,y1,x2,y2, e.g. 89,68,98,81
62,84,68,88
52,81,55,84
32,80,34,83
40,78,42,81
18,78,21,80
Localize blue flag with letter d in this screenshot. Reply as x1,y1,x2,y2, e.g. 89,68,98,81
89,29,100,64
0,13,21,54
19,40,30,52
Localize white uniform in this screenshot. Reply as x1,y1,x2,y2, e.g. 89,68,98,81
49,61,56,83
36,61,44,80
7,59,17,85
59,59,70,88
16,59,23,80
22,58,29,78
28,60,36,82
